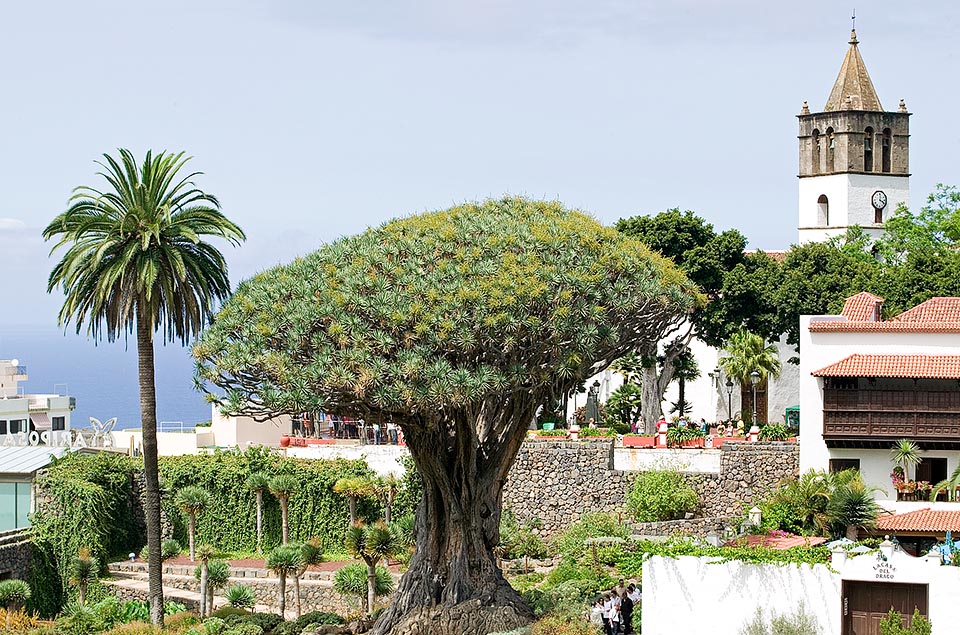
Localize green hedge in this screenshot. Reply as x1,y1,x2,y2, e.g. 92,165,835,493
159,446,378,554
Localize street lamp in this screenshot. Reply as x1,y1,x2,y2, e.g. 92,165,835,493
750,370,761,424
725,379,734,422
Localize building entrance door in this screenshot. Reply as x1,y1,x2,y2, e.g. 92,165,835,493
842,581,928,635
740,380,768,424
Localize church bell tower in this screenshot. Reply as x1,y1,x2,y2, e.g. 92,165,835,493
797,29,910,244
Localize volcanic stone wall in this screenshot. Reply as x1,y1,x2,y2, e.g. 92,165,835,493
502,439,799,535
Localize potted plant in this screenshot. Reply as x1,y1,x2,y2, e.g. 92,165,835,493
890,439,922,481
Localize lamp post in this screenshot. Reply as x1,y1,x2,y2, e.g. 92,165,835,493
750,370,761,424
725,379,734,422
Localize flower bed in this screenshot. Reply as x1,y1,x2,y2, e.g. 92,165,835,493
622,435,655,448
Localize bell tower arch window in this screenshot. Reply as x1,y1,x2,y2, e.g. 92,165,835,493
818,195,830,226
864,127,874,172
811,129,821,174
882,128,892,173
826,128,835,172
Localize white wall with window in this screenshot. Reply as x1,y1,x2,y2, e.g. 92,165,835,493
0,481,32,531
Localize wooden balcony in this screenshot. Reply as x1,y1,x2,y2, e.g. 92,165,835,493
823,383,960,448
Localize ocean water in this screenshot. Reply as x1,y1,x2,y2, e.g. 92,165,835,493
1,325,210,431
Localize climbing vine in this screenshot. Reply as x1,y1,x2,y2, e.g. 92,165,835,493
28,446,415,616
615,538,834,578
159,446,379,554
29,452,143,616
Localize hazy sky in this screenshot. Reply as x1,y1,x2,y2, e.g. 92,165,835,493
2,0,958,330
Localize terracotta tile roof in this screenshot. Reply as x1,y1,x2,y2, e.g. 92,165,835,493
723,533,827,550
891,298,960,323
812,354,960,379
841,292,884,322
808,294,960,333
876,509,960,533
748,249,787,262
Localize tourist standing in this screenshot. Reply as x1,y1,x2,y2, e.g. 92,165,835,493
589,598,604,629
620,590,634,634
387,420,398,444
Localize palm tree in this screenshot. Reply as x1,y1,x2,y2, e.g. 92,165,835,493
195,544,215,618
719,330,782,385
333,476,376,525
826,471,883,540
176,486,212,561
344,521,401,616
891,439,922,483
68,547,98,605
375,475,399,525
293,538,323,618
267,544,304,617
205,560,231,614
931,461,960,502
246,472,271,555
269,474,299,544
719,329,782,422
43,149,245,625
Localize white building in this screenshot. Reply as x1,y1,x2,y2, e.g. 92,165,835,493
800,293,960,513
113,405,295,456
0,359,76,447
644,543,955,635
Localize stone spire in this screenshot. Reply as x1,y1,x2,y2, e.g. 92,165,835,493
824,29,883,112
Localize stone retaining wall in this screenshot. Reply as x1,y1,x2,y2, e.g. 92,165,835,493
0,529,32,580
630,516,732,537
502,440,798,536
161,574,360,615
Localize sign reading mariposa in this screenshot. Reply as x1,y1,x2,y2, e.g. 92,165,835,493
0,417,116,449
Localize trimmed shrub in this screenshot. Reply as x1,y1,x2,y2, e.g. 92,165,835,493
225,612,283,634
626,468,698,522
224,585,257,610
294,611,344,628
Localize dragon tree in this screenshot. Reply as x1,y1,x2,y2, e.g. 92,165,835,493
194,197,701,635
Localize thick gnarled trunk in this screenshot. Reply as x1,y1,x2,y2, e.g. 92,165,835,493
137,304,165,626
371,402,537,635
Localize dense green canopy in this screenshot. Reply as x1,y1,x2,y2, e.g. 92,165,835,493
195,197,701,422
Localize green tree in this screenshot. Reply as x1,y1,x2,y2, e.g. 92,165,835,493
195,544,214,618
175,485,212,561
344,522,402,616
195,197,699,635
267,544,304,617
246,472,271,555
333,476,377,526
293,539,323,618
719,329,782,422
43,149,245,625
269,474,298,545
68,547,98,605
616,209,746,431
333,563,394,612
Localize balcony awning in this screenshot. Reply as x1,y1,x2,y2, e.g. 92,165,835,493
812,354,960,380
29,412,51,431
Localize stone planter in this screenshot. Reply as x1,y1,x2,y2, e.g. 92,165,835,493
623,436,655,448
711,436,747,448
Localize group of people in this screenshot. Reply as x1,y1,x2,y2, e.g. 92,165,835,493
652,414,746,437
588,579,640,635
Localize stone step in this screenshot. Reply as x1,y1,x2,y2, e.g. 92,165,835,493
104,571,297,619
108,560,341,581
